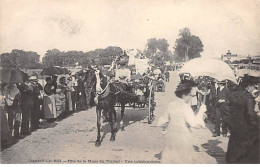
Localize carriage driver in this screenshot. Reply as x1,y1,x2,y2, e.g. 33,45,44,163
114,62,131,90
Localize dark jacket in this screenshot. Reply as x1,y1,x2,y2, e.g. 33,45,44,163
209,83,217,104
44,83,55,96
32,82,43,105
18,83,34,107
216,86,231,115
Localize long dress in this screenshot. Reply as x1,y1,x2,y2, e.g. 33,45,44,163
158,98,206,164
57,83,72,112
77,78,86,110
226,88,259,163
1,95,13,148
43,83,57,119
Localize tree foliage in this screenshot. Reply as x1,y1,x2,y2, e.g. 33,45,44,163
144,38,172,67
174,28,203,62
0,49,41,69
42,46,123,68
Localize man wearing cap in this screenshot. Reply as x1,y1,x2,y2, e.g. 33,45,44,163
30,76,43,131
213,80,231,137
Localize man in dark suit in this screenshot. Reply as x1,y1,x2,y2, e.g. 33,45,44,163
30,76,43,131
209,80,218,121
18,81,34,135
165,71,170,82
213,80,231,137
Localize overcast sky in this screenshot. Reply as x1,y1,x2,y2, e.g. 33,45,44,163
0,0,259,59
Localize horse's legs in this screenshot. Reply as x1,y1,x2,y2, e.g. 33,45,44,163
112,107,118,132
95,107,101,147
109,107,115,141
120,103,125,131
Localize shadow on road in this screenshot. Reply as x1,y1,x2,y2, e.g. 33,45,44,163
96,108,148,144
40,121,58,129
201,140,226,164
154,151,162,160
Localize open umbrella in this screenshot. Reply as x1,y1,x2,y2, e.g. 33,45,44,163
1,68,28,84
40,67,64,76
179,58,237,83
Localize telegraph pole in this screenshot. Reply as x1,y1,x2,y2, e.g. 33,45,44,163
222,50,237,64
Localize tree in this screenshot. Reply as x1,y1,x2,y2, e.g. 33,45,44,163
174,27,203,62
0,49,41,69
42,49,63,67
144,38,170,67
41,46,123,68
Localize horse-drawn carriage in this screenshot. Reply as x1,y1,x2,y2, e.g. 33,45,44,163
116,75,156,124
91,52,156,146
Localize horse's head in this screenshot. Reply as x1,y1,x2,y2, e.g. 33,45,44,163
94,69,108,92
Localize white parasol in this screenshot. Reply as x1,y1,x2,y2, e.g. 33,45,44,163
179,58,237,83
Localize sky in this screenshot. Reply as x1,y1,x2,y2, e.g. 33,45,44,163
0,0,260,59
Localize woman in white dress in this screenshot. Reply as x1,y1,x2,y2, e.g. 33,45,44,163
158,80,206,164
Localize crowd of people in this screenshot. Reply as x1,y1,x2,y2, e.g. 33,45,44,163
159,72,260,163
1,71,96,150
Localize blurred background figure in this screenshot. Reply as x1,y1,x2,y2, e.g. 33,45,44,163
43,77,57,122
18,80,34,136
68,75,78,112
165,71,170,82
58,76,72,115
77,75,87,111
209,79,218,122
30,76,43,131
1,84,13,149
3,83,23,139
55,88,66,118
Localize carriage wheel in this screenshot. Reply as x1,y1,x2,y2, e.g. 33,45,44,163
148,82,154,124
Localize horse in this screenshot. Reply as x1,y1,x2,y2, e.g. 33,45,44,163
83,69,96,109
91,69,134,147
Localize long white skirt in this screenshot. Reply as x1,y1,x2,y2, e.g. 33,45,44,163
43,95,57,119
